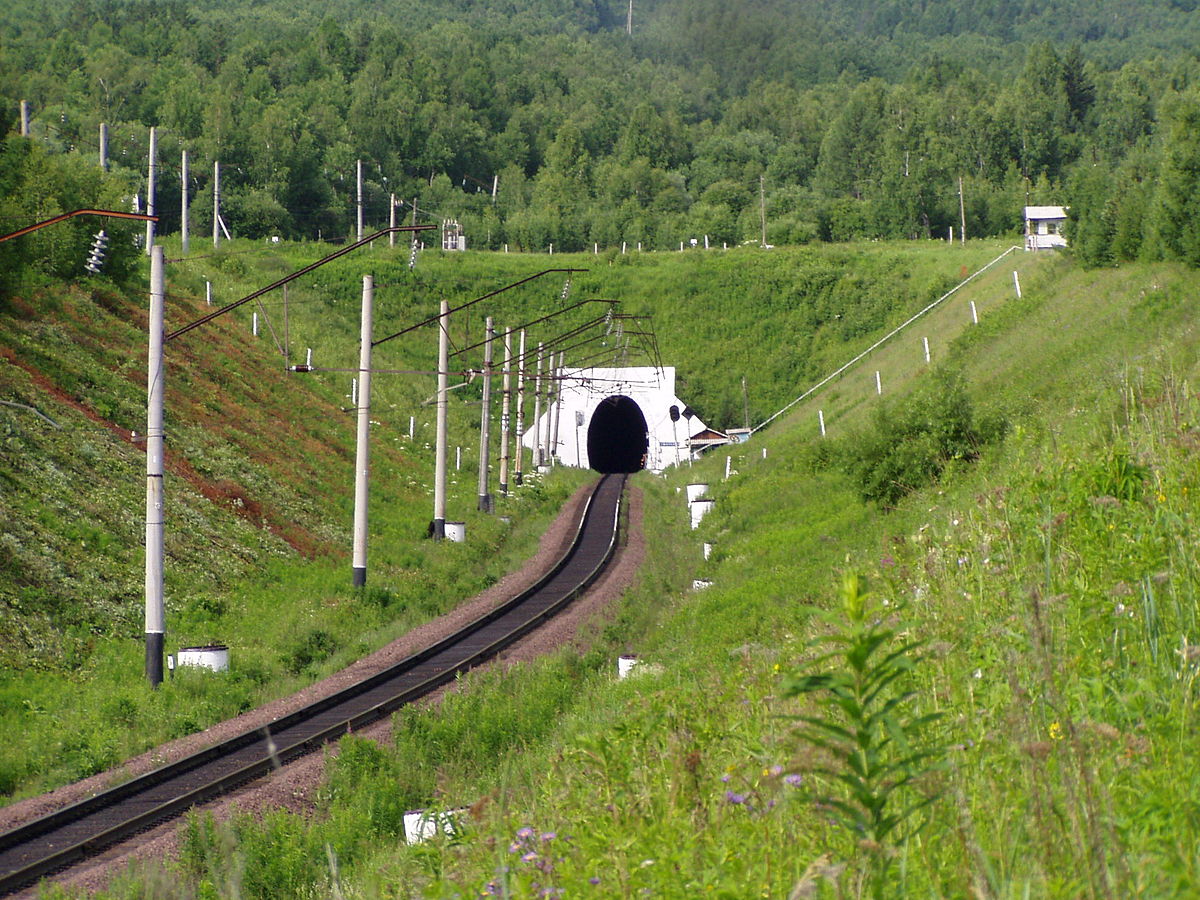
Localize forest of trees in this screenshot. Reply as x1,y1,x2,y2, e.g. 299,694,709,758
2,0,1200,276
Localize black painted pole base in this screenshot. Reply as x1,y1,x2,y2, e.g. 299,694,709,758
515,471,523,486
352,566,366,587
499,481,508,497
478,492,492,513
431,518,445,541
145,632,164,688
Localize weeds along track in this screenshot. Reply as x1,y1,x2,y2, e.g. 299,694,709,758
0,473,626,897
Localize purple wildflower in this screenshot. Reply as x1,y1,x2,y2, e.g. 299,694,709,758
540,831,557,842
784,773,803,787
589,876,601,885
516,826,535,840
769,765,784,777
725,790,747,805
522,852,539,863
720,773,731,783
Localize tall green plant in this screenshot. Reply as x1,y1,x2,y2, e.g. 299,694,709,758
783,572,945,896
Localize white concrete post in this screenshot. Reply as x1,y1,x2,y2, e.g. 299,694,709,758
923,336,931,363
181,149,189,255
99,122,108,171
145,246,166,687
433,299,450,538
514,330,526,485
145,126,156,254
477,317,494,512
352,276,374,585
532,343,544,466
499,328,512,495
213,161,221,248
356,159,364,243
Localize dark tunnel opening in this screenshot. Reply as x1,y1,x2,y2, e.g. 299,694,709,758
587,395,649,473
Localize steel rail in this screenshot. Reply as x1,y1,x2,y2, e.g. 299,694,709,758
0,473,625,897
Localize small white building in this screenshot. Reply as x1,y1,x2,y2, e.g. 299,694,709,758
522,366,716,472
1024,205,1068,251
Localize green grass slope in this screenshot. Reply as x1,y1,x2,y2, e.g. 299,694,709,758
8,238,1200,898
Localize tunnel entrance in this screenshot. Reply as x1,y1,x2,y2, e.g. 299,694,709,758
587,395,649,473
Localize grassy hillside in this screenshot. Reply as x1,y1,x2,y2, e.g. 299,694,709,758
8,239,1200,897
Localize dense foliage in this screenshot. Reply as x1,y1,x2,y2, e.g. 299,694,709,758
2,0,1200,262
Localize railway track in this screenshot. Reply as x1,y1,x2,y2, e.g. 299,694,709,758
0,472,626,897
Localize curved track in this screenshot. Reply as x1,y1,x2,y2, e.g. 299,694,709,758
0,473,626,897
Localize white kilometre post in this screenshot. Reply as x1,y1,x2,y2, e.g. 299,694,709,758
477,317,495,512
352,275,374,586
432,299,450,539
145,246,166,687
499,328,512,495
145,126,156,254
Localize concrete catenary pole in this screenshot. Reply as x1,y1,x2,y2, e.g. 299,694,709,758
389,193,396,247
432,299,449,539
145,246,166,687
352,275,374,586
19,101,29,136
550,351,565,463
477,317,495,512
356,159,364,243
514,329,526,486
145,126,156,254
99,122,108,171
532,343,544,467
499,327,512,495
539,348,554,465
181,149,189,255
213,161,221,248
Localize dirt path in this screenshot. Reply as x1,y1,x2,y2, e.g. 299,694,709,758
3,478,645,898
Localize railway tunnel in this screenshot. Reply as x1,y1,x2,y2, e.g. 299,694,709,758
523,365,717,472
586,394,649,473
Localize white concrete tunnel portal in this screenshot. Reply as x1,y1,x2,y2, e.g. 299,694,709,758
522,366,712,474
